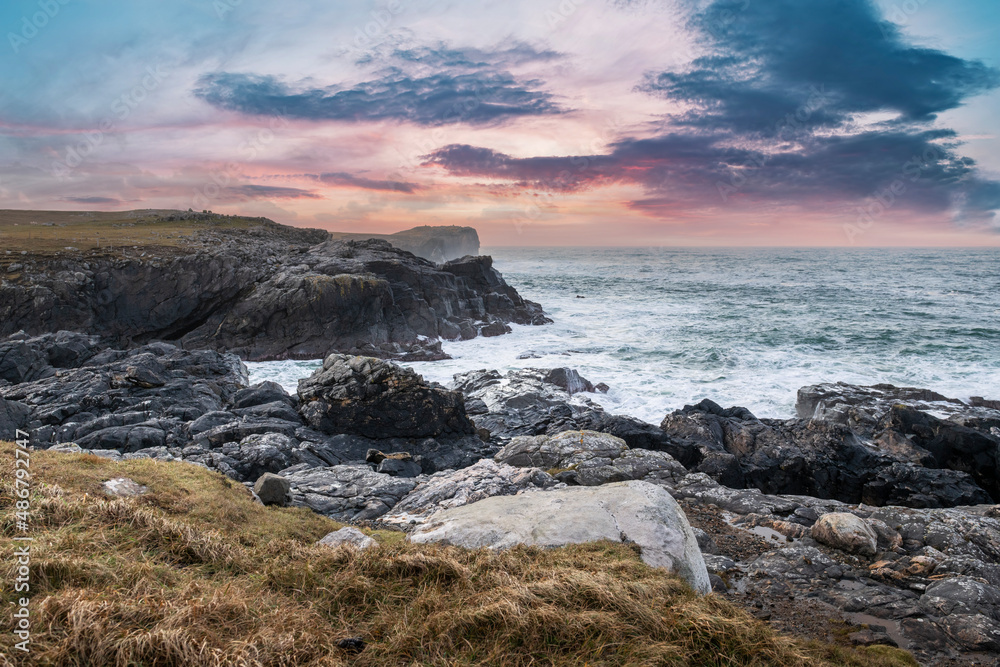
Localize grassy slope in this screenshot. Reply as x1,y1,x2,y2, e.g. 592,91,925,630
0,442,917,666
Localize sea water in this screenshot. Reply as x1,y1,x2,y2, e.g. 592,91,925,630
247,247,1000,423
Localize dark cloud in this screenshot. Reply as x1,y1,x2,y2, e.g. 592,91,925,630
222,185,321,200
194,41,565,127
317,172,421,193
427,0,1000,224
61,196,123,205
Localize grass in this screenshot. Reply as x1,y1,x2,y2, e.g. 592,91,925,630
0,209,286,261
0,441,918,666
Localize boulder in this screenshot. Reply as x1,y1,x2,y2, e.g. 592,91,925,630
253,472,291,506
495,430,687,486
811,512,878,556
298,355,476,440
317,526,377,551
282,464,418,522
382,459,558,528
0,397,29,440
409,480,711,595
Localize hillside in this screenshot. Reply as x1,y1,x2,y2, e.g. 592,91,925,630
0,441,916,666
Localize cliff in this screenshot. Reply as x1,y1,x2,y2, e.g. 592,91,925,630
0,210,546,361
327,225,480,262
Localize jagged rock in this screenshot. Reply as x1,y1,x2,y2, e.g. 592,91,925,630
495,430,687,486
253,472,291,506
659,398,990,508
811,513,878,556
410,480,711,595
299,354,476,440
232,381,296,409
282,464,418,522
317,527,377,551
382,459,558,528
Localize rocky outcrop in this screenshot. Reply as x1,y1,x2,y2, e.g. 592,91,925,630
298,354,475,439
409,480,712,595
659,398,991,508
327,225,480,262
282,464,419,522
0,216,548,362
495,430,687,486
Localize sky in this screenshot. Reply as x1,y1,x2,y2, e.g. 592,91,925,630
1,0,999,246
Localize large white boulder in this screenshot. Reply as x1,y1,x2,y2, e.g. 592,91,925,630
409,480,711,594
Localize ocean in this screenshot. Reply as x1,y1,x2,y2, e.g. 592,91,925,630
247,247,1000,423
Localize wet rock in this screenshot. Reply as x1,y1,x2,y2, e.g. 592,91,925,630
811,513,878,556
411,480,711,594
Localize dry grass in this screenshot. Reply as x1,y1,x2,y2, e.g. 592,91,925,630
0,442,917,666
0,209,270,258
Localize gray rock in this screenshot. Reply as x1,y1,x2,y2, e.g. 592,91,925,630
409,480,711,595
811,512,878,556
317,526,377,551
283,464,418,522
298,354,476,440
253,472,291,506
496,430,687,486
382,459,558,528
102,477,148,497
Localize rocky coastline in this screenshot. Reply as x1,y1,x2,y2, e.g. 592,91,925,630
2,220,998,665
2,328,998,664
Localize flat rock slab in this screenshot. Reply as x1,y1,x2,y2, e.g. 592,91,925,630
409,480,710,594
317,527,377,551
102,477,148,497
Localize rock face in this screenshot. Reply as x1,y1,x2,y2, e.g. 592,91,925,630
282,464,418,522
298,355,476,439
495,430,687,486
811,512,878,556
659,398,991,508
410,480,711,595
0,217,548,362
327,225,481,262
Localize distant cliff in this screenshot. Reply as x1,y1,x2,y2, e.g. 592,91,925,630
328,226,480,262
0,211,547,361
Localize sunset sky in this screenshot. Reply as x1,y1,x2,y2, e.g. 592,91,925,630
1,0,999,246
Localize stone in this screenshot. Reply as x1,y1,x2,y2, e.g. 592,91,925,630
811,513,878,556
382,459,558,528
0,397,29,440
253,472,291,506
298,354,476,440
317,526,377,551
102,477,148,497
495,430,687,486
283,464,418,522
409,480,711,595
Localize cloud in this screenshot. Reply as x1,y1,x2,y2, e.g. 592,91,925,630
221,185,321,200
317,172,421,193
193,41,566,126
426,0,1000,224
61,196,123,205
